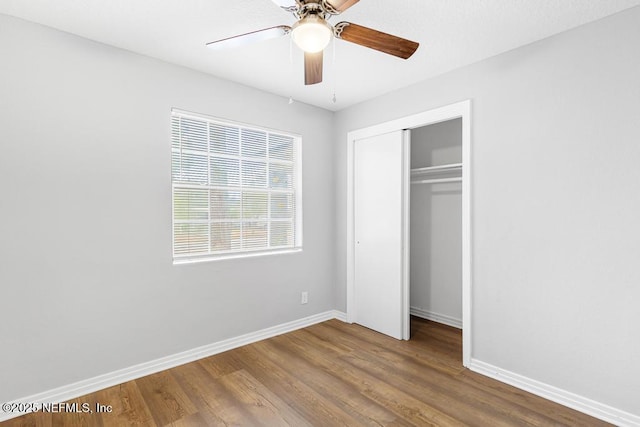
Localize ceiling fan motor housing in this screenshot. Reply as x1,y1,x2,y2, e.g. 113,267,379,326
294,0,340,20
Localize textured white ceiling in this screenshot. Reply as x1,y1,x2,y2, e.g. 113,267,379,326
1,0,639,111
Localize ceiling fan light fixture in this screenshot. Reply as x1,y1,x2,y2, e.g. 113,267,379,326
291,15,332,53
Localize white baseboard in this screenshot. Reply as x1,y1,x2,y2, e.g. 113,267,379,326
410,307,462,329
0,310,348,422
333,310,347,322
470,359,640,427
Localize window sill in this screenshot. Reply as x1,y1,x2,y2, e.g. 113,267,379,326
173,248,302,265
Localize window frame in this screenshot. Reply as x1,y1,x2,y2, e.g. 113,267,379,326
171,108,303,264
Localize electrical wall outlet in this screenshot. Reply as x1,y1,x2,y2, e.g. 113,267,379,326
301,291,308,304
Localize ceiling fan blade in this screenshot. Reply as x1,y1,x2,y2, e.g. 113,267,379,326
270,0,297,8
304,51,323,85
325,0,360,13
335,22,419,59
206,26,291,50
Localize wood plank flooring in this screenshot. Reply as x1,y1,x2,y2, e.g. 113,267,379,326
2,317,610,426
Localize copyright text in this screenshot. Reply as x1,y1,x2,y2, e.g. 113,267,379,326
2,402,113,414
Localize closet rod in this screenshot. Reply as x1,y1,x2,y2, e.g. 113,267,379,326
411,177,462,185
411,162,463,174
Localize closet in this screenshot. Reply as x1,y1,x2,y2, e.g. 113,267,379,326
347,100,470,354
410,118,463,329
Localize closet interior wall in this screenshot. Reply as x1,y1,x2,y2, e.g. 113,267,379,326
410,118,463,329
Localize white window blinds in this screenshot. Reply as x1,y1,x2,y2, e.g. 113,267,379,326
171,110,302,262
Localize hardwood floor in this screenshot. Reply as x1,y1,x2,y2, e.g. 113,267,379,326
2,317,610,426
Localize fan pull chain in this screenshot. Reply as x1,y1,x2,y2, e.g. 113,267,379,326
288,36,295,105
332,36,337,104
289,35,293,65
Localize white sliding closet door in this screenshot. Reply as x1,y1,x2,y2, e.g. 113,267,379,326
354,130,409,340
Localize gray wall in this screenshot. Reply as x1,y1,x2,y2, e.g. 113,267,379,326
411,120,462,168
0,14,334,402
2,5,640,419
410,119,462,324
334,7,640,416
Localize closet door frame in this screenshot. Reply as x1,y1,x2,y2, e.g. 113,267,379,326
346,99,472,366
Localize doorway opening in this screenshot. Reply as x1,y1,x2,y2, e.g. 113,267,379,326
346,100,471,366
410,118,463,330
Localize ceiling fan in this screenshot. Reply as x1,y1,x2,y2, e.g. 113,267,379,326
206,0,419,85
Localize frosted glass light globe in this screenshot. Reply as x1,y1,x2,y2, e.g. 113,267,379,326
291,16,332,53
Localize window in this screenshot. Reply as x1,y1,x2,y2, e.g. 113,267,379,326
171,109,302,263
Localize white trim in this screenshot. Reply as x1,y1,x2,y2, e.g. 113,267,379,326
173,247,302,265
401,130,411,340
470,359,640,427
346,100,472,366
294,128,304,248
460,100,472,368
410,307,462,329
0,310,347,422
346,101,470,141
333,310,348,322
171,108,303,139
